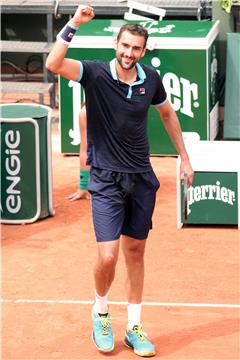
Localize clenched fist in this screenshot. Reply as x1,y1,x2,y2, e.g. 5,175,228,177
70,5,95,27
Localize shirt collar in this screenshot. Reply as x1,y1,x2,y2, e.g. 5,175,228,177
109,58,146,81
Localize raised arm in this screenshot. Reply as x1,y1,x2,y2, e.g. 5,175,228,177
156,100,194,187
46,5,95,81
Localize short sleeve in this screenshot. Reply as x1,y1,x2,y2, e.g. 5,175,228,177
77,60,98,87
76,61,84,82
151,71,167,106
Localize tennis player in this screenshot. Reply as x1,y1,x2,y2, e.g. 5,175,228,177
67,105,90,201
46,5,194,357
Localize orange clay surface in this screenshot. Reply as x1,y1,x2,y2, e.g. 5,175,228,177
1,122,240,360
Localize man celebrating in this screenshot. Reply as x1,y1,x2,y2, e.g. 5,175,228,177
46,5,194,357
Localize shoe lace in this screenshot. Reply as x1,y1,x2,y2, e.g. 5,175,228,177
99,315,111,336
132,325,147,342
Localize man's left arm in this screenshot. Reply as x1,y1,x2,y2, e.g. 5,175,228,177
156,100,194,187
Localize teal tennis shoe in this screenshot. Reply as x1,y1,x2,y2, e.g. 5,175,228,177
124,325,156,357
92,309,114,352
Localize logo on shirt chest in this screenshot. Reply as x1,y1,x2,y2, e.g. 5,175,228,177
138,87,146,95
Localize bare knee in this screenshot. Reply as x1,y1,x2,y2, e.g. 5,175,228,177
124,241,145,265
99,253,118,271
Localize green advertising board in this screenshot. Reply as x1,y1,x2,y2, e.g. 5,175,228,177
177,141,240,229
181,171,238,225
59,19,219,155
223,33,240,140
0,104,54,224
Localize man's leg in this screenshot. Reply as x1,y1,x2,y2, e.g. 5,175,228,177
92,239,120,353
121,235,145,330
121,235,146,304
94,240,120,299
122,235,156,357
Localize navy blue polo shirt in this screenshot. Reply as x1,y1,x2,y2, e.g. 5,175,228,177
78,59,167,173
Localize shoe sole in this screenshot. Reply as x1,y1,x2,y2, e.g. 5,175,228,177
124,339,156,357
92,331,114,353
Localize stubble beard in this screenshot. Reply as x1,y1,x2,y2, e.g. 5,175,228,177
116,54,137,70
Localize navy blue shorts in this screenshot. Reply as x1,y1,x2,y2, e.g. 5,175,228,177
88,167,160,242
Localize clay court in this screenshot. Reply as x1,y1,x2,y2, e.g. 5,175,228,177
1,119,239,360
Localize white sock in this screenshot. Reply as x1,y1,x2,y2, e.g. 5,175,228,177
127,303,142,330
93,290,109,314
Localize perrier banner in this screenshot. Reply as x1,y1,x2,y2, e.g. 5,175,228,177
181,172,238,225
59,19,219,155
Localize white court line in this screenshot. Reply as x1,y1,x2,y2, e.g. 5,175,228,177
1,299,240,308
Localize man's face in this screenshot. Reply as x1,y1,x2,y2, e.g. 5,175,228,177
116,30,146,70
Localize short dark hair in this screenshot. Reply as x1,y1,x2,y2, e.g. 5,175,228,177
117,24,148,48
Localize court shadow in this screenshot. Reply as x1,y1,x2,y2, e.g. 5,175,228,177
153,318,240,357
